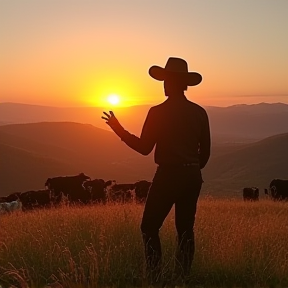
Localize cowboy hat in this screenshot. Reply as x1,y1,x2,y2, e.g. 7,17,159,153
149,57,202,86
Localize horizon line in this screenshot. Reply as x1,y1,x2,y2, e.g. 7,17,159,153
1,101,288,109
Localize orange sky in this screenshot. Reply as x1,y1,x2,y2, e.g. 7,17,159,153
1,0,288,108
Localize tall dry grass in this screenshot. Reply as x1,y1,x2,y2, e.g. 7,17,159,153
0,198,288,288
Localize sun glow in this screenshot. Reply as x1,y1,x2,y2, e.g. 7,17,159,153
107,94,120,105
84,71,143,107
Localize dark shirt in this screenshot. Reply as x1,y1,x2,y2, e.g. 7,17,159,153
118,95,211,169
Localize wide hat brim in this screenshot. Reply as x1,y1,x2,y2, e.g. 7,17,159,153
149,65,202,86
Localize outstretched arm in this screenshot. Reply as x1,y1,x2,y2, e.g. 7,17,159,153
101,109,157,155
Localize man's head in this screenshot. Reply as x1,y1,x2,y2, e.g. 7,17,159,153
163,72,188,96
149,57,202,96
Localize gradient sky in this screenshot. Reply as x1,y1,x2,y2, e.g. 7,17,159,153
1,0,287,107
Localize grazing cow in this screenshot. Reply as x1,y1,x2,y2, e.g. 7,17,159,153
266,179,288,200
82,179,114,203
105,180,151,203
6,192,21,202
134,180,151,203
0,192,21,203
19,189,52,211
45,173,91,204
0,199,22,214
82,179,105,202
243,187,259,201
107,183,136,203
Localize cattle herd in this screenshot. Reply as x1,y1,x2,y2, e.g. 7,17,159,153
0,173,152,214
1,174,288,214
243,179,288,201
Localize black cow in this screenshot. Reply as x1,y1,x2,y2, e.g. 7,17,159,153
104,180,152,203
134,180,151,203
243,187,259,201
107,183,136,203
0,192,21,203
82,179,114,203
45,173,91,204
265,179,288,200
19,189,52,211
0,197,6,203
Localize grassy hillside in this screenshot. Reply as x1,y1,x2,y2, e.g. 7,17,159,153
1,199,288,287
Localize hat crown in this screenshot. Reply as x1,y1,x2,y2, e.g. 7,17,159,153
165,57,188,73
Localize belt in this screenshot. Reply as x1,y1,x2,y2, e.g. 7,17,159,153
158,163,199,168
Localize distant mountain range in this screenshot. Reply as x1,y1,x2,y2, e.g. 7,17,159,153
1,121,287,198
206,102,288,142
0,102,150,136
1,102,288,142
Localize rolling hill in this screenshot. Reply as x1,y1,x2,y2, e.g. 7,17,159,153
0,122,155,194
202,133,288,198
0,142,77,193
1,121,287,198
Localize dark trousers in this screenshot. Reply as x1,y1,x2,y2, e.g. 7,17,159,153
140,165,203,284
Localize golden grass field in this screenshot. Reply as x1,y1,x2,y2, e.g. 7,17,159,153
1,198,288,288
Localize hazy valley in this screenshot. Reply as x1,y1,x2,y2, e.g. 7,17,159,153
1,102,288,198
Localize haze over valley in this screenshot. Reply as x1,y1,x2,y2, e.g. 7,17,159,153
1,102,288,198
2,102,288,142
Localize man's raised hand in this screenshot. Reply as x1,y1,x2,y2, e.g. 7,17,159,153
102,111,118,127
101,111,124,137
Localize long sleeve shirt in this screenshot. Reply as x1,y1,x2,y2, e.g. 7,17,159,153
116,95,211,169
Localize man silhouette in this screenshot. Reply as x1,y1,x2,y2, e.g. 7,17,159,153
102,57,211,285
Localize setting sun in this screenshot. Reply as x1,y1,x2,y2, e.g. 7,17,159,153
107,94,120,105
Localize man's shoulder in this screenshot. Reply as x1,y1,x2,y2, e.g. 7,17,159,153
148,102,165,112
186,100,207,114
148,99,207,115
